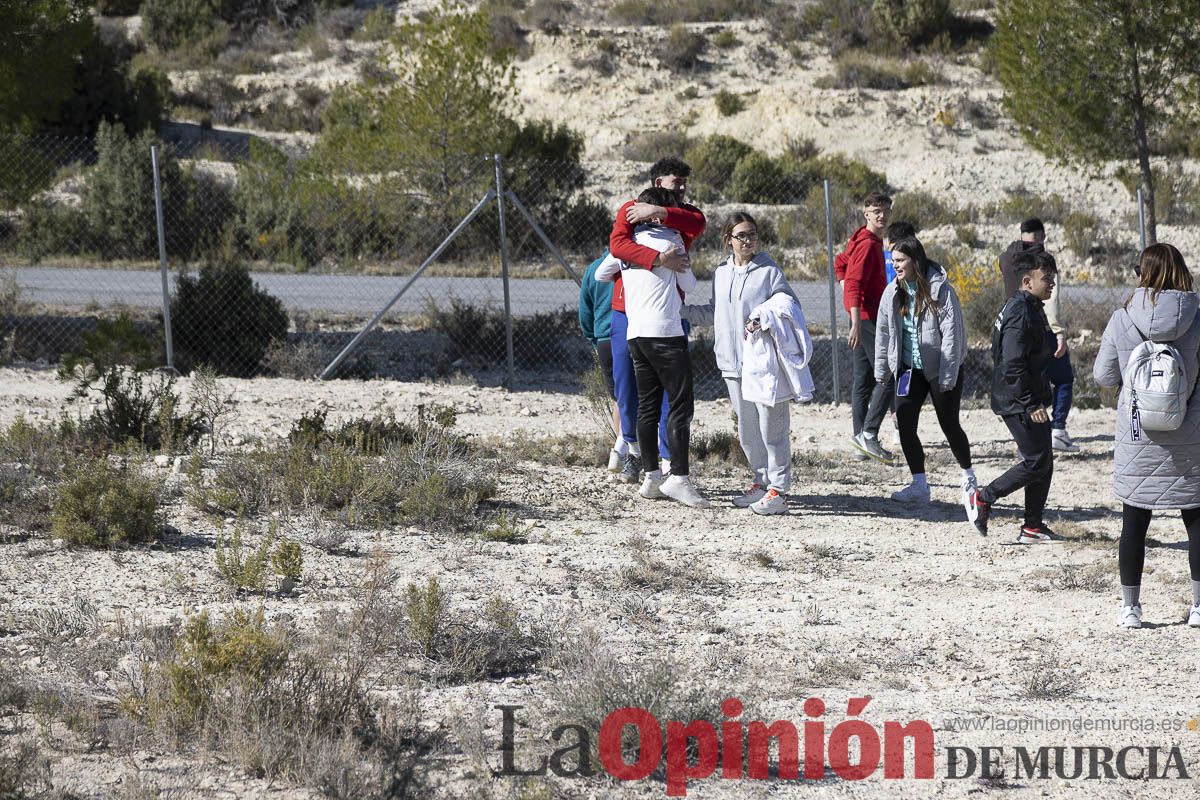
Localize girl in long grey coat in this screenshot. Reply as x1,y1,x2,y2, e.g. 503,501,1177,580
874,236,973,506
1093,243,1200,629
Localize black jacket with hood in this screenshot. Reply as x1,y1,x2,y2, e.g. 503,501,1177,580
990,290,1056,417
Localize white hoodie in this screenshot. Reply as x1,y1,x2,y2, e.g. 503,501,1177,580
595,224,695,339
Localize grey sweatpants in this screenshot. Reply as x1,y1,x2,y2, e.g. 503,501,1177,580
725,377,792,493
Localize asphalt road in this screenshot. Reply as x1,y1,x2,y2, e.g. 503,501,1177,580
10,266,1131,330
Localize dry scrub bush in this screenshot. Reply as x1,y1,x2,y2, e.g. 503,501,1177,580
52,456,163,548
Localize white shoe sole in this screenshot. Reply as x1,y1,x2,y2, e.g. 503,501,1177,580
607,451,623,472
750,502,787,515
732,493,766,508
639,483,664,499
661,486,710,508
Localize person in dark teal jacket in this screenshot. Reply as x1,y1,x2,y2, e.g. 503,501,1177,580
579,251,624,471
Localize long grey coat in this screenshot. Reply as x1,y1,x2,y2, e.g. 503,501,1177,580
1093,289,1200,509
873,262,966,391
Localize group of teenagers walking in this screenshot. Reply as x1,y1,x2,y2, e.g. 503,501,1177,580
578,157,1200,629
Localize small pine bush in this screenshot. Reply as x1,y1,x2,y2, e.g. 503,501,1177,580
658,25,706,72
52,456,163,547
171,259,289,377
871,0,952,46
684,134,755,201
714,89,745,116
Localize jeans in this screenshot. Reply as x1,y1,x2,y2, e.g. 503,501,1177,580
981,412,1054,528
850,318,892,437
1045,350,1074,430
628,336,694,476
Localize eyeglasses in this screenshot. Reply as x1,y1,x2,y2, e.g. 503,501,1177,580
731,232,758,243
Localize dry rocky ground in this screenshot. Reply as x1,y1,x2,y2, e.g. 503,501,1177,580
2,366,1200,798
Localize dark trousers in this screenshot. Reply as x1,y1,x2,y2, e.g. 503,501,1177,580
628,336,693,476
894,368,972,476
1119,505,1200,586
851,319,892,436
980,413,1053,528
1045,351,1074,430
611,311,670,460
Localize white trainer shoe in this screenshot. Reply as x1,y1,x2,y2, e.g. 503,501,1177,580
961,475,977,517
1118,604,1143,629
1052,429,1080,453
1189,605,1200,628
750,489,787,515
639,470,665,499
891,482,931,504
732,483,767,508
660,474,711,508
607,449,623,472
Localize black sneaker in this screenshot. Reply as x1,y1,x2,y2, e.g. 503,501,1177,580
1017,524,1057,544
966,488,989,536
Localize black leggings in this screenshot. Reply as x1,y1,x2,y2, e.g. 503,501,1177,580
628,336,693,476
1119,504,1200,586
894,367,972,476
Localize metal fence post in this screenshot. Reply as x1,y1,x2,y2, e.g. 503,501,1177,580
150,145,175,371
824,179,840,406
495,154,515,389
1137,187,1146,252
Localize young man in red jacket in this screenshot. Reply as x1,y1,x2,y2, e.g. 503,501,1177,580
606,157,705,485
840,191,895,464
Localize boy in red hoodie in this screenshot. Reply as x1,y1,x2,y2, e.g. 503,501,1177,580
839,191,895,464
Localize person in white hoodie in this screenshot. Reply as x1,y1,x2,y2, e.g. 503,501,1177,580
683,211,799,515
597,187,709,508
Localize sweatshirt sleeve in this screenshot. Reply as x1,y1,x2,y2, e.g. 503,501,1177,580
578,271,596,345
1093,312,1123,388
676,267,697,295
609,201,661,269
834,250,848,283
873,288,892,383
681,268,716,326
843,240,867,312
938,285,964,389
662,204,706,245
1044,280,1064,335
769,267,797,301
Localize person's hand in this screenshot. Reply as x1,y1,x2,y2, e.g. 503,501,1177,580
627,202,666,225
1030,407,1050,424
745,319,761,334
848,322,860,349
655,247,689,273
1055,333,1068,359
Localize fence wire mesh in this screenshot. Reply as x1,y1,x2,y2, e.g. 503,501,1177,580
0,131,1141,404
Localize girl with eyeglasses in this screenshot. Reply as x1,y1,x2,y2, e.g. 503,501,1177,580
873,236,974,506
682,212,800,515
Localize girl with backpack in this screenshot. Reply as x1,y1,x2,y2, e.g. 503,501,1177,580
1094,243,1200,629
872,236,974,506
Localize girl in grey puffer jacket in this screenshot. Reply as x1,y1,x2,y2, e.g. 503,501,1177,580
1093,243,1200,629
873,236,973,506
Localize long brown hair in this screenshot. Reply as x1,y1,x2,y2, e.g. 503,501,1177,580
891,236,938,318
1127,243,1193,307
722,211,758,250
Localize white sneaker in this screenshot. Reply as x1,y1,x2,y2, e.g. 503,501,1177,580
732,483,767,508
639,470,665,499
1189,605,1200,628
891,482,930,503
1118,604,1143,629
961,475,977,518
660,474,711,508
750,488,787,515
607,449,623,472
1052,429,1080,453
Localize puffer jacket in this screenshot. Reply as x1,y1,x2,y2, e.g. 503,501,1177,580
873,261,966,391
990,291,1055,416
1093,289,1200,509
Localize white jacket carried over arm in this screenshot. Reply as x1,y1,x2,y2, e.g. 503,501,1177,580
742,292,815,404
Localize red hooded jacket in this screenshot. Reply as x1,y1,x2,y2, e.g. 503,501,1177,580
839,225,886,321
608,200,705,313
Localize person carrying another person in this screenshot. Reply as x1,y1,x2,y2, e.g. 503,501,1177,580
577,249,626,474
1092,243,1200,629
966,250,1058,542
999,218,1078,452
683,211,808,515
606,157,704,482
873,235,974,506
597,187,708,508
838,191,896,464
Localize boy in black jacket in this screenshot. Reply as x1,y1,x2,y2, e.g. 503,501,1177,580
966,251,1058,541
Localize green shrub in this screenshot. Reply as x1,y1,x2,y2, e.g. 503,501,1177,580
799,154,890,204
52,456,163,547
890,189,961,228
792,0,875,54
424,298,578,369
1116,164,1200,226
215,518,276,593
96,0,143,14
820,51,940,89
871,0,952,46
171,259,289,376
714,88,745,116
658,25,706,72
142,0,221,51
727,151,792,203
612,0,774,24
713,28,737,48
1061,211,1101,257
684,134,755,202
354,4,394,40
54,32,168,136
624,130,695,162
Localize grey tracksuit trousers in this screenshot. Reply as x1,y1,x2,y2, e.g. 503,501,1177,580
725,377,791,493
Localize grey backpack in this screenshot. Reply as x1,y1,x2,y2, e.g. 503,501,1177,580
1124,335,1189,438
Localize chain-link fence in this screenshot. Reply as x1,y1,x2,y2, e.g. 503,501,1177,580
0,130,1145,404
